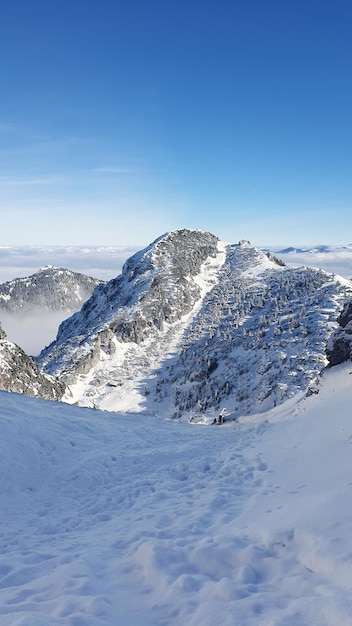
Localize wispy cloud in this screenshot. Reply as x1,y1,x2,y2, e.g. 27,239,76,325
0,245,139,283
91,167,133,174
0,176,66,186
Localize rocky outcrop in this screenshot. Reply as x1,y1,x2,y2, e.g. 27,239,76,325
326,298,352,366
37,229,220,381
0,322,65,400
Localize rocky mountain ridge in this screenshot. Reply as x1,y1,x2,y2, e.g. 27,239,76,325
0,322,64,400
37,229,352,419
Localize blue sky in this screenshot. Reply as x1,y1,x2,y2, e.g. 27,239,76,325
1,0,352,246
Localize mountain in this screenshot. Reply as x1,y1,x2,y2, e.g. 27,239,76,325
0,321,64,400
0,266,102,355
37,229,352,418
0,265,101,313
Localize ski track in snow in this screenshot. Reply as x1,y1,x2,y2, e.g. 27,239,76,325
1,364,352,625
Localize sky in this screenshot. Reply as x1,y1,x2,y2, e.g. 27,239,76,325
1,0,352,247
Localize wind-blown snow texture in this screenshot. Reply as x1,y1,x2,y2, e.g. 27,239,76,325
38,229,352,418
1,362,352,625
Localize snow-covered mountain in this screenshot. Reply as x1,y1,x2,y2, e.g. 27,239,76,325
0,266,102,355
0,321,64,400
277,243,352,255
0,265,101,313
37,229,352,418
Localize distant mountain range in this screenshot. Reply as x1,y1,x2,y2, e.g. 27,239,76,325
34,229,352,419
265,244,352,279
274,244,352,254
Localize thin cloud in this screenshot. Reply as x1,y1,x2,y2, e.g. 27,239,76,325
0,176,66,186
0,245,139,282
91,167,133,174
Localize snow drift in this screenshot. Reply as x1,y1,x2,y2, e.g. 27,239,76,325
1,361,352,625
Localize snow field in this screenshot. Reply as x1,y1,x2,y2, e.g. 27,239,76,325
1,362,352,624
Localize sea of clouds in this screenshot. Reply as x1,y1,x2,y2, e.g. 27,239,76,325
0,245,139,283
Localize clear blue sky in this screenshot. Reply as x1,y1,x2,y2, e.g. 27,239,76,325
1,0,352,246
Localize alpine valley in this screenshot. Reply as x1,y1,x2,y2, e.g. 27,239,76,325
30,228,352,420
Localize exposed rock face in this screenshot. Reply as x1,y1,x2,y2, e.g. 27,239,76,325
0,266,101,313
326,298,352,366
38,230,219,380
0,322,65,400
37,229,352,418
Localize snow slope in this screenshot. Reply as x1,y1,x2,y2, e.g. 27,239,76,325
1,362,352,625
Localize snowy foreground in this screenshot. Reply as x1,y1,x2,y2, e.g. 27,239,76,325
1,364,352,626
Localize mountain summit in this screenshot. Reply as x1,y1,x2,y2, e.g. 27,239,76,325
37,229,352,418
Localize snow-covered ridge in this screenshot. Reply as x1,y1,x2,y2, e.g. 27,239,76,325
36,230,352,419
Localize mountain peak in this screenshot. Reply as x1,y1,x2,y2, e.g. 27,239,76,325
37,232,352,419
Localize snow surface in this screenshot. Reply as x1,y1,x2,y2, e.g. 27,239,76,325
1,363,352,625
